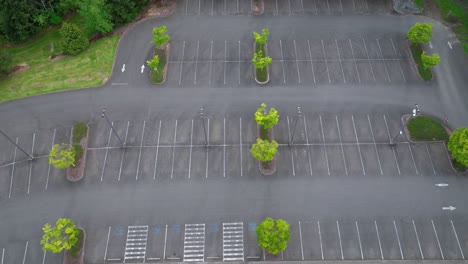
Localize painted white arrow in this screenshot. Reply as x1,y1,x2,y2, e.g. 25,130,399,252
435,183,449,187
429,41,433,49
141,65,145,73
442,206,456,211
121,64,125,72
448,41,453,49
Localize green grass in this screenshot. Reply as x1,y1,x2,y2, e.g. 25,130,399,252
150,47,167,84
72,122,88,144
70,228,84,258
73,144,84,164
407,116,449,141
415,0,424,10
410,43,433,81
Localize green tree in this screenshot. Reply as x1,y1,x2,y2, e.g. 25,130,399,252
250,138,278,165
49,143,76,169
147,55,160,71
41,218,80,253
448,128,468,166
255,103,279,139
0,51,12,78
152,25,170,48
253,28,269,45
0,0,42,42
60,22,89,55
407,23,433,44
106,0,149,27
79,0,113,33
256,218,290,255
252,50,272,71
421,52,440,69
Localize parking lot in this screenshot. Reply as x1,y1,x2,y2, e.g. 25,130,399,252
2,217,468,263
164,37,418,87
174,0,392,16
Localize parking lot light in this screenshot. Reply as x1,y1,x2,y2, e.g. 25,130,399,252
289,106,301,146
200,106,209,148
102,108,126,149
0,129,35,160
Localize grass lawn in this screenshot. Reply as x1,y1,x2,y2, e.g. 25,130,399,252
407,116,449,141
434,0,468,57
150,47,167,84
414,0,424,10
410,43,433,81
0,15,120,102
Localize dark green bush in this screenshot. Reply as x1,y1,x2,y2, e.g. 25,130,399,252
453,159,467,172
72,122,88,143
0,51,12,78
73,144,83,163
60,23,89,55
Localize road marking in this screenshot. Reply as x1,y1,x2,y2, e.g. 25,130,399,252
211,0,214,16
199,0,201,15
288,0,292,14
224,40,227,85
223,223,244,261
184,224,205,262
443,142,457,171
299,221,304,260
336,116,348,175
377,38,391,82
42,247,47,264
280,40,286,83
313,0,318,14
45,129,56,190
300,0,304,13
326,0,330,14
224,118,226,178
104,226,111,261
319,115,330,175
362,38,376,83
179,41,186,85
335,39,346,83
448,41,453,49
194,41,199,85
238,40,241,84
303,115,313,176
163,224,168,259
209,40,213,85
294,40,301,83
1,248,4,264
8,137,18,199
317,221,324,260
352,115,366,175
321,40,331,83
407,143,419,174
135,121,146,180
431,219,444,259
124,225,148,262
425,143,436,175
237,0,239,13
307,40,316,83
275,0,279,15
364,0,369,10
393,220,404,259
240,118,243,177
451,220,465,259
189,120,193,179
356,221,364,260
349,39,361,83
224,0,227,14
101,123,112,182
117,121,130,181
412,220,424,259
22,241,28,264
171,120,178,179
27,133,35,195
368,115,383,175
153,120,162,180
352,0,356,11
337,221,344,260
140,64,145,73
435,183,449,187
122,64,125,72
374,220,384,260
287,116,296,176
384,115,400,175
185,0,188,15
206,118,210,178
442,206,456,211
390,38,406,83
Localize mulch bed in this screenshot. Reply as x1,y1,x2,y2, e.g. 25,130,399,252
64,228,85,264
66,126,88,182
251,0,264,15
257,126,276,175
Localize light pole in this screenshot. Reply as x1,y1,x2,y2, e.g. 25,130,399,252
200,106,209,148
102,108,126,149
289,106,302,146
0,130,34,160
389,104,421,146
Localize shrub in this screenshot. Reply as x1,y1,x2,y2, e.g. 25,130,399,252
250,138,278,163
152,26,170,48
41,218,80,253
49,144,76,169
407,23,433,44
256,218,290,255
421,52,441,69
60,23,89,55
254,103,279,139
448,128,468,167
0,51,12,78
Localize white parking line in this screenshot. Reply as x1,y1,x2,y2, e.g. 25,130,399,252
321,40,331,83
383,115,401,175
238,40,241,84
280,40,286,83
424,143,436,175
209,40,213,85
412,220,424,259
135,121,146,180
189,120,193,179
237,0,239,13
362,38,376,83
368,115,383,175
349,39,361,83
337,221,344,260
153,120,162,180
206,119,210,178
104,226,111,261
407,143,419,175
326,0,330,14
307,40,316,83
45,129,56,190
431,219,444,259
319,115,330,175
374,220,384,260
194,41,199,85
356,221,364,260
211,0,214,16
317,221,324,260
198,0,201,15
336,116,348,175
224,40,227,85
8,137,18,199
390,38,406,83
224,0,227,14
443,142,457,171
185,0,188,15
101,124,112,182
313,0,318,14
22,241,28,264
451,220,465,259
179,41,186,85
223,118,226,178
377,38,391,82
288,0,292,14
163,224,168,260
363,0,369,10
42,247,47,264
1,248,4,264
352,115,366,175
287,116,295,176
299,221,304,260
335,39,346,83
393,220,404,259
240,117,243,177
117,121,130,181
352,0,356,11
275,0,279,15
171,120,178,179
27,133,35,195
303,115,313,176
294,40,301,84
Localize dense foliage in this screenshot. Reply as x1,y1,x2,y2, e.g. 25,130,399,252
60,23,89,55
41,218,80,253
256,218,290,255
448,128,468,166
0,51,12,78
250,138,278,162
407,23,433,44
49,143,76,169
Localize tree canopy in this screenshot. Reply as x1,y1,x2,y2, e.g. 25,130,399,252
421,52,440,69
250,138,278,162
255,103,279,130
256,218,290,255
41,218,80,253
407,23,433,44
152,26,170,48
448,128,468,166
253,28,269,45
49,144,76,169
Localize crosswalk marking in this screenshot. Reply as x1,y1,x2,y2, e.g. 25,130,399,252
223,222,244,261
183,224,205,262
124,225,148,262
